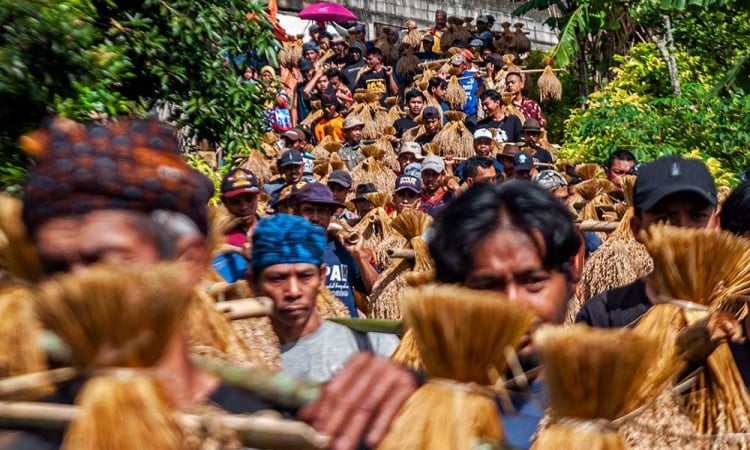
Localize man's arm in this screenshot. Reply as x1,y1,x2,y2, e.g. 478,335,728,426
342,237,378,294
385,66,399,96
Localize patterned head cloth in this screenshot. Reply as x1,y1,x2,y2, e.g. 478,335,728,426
251,214,326,274
21,118,214,235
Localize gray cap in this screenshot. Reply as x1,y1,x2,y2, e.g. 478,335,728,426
421,155,446,174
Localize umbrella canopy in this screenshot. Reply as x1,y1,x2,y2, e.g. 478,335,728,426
298,2,357,22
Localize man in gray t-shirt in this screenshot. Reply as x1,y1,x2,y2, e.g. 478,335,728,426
250,213,400,382
281,321,398,382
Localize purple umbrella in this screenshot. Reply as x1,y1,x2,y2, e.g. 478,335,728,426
298,2,358,22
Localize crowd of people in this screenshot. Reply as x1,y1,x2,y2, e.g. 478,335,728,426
3,9,750,450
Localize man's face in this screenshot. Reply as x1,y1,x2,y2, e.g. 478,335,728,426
422,169,443,191
353,199,375,217
435,12,446,29
632,192,716,239
282,163,304,184
35,210,162,277
365,54,381,68
465,227,572,325
551,186,570,204
348,50,362,62
283,137,307,150
522,130,540,147
333,41,346,55
481,97,500,116
397,153,416,171
259,263,324,332
222,192,259,226
407,97,424,116
315,75,329,92
473,138,492,157
304,50,319,62
323,104,337,119
345,125,363,144
299,202,334,230
393,189,421,213
327,183,349,203
467,166,497,186
318,38,330,51
606,158,635,190
425,117,441,134
430,85,446,100
505,74,524,95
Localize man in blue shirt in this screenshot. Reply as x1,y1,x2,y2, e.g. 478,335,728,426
450,53,481,128
292,183,378,317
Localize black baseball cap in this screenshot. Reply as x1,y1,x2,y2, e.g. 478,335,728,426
327,170,353,188
633,155,717,211
278,149,304,167
221,168,260,197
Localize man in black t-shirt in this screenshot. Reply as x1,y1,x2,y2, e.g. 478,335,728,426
393,90,425,138
356,48,398,100
520,118,553,165
475,90,522,143
576,155,719,327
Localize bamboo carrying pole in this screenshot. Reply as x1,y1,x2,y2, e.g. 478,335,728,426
0,401,330,450
215,297,274,320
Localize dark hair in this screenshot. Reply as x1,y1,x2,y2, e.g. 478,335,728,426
721,179,750,236
463,156,495,181
479,90,501,101
428,76,447,91
404,89,426,103
366,48,383,58
318,31,333,40
325,68,342,80
429,181,581,284
606,150,637,168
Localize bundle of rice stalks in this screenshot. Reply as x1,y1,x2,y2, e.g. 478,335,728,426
187,288,267,366
445,76,466,110
0,284,51,399
576,179,616,222
261,131,280,145
376,134,400,172
537,57,562,103
575,163,602,181
368,209,432,320
503,53,521,73
374,28,398,65
390,328,423,371
238,150,273,185
300,101,323,128
636,224,750,435
532,325,659,450
352,192,397,269
278,38,302,69
513,23,531,54
0,195,42,282
351,145,397,194
416,68,436,92
312,159,331,179
396,48,421,80
402,21,422,49
329,153,345,171
377,284,534,450
385,97,403,123
310,136,340,160
432,111,474,158
34,263,193,449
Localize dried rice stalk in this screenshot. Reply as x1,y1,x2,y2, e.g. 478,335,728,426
377,284,534,450
432,112,474,158
638,224,750,435
532,325,659,450
396,51,421,80
402,26,423,49
513,23,531,54
577,237,653,303
390,328,423,371
575,163,602,181
238,151,273,185
278,39,302,69
300,108,323,129
0,284,52,399
445,76,466,110
34,263,192,449
351,145,397,194
329,153,345,171
538,58,562,103
368,210,432,319
0,195,42,282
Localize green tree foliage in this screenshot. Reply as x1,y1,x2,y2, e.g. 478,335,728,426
559,43,750,187
0,0,280,190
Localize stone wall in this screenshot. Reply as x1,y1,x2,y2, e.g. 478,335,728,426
279,0,558,50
